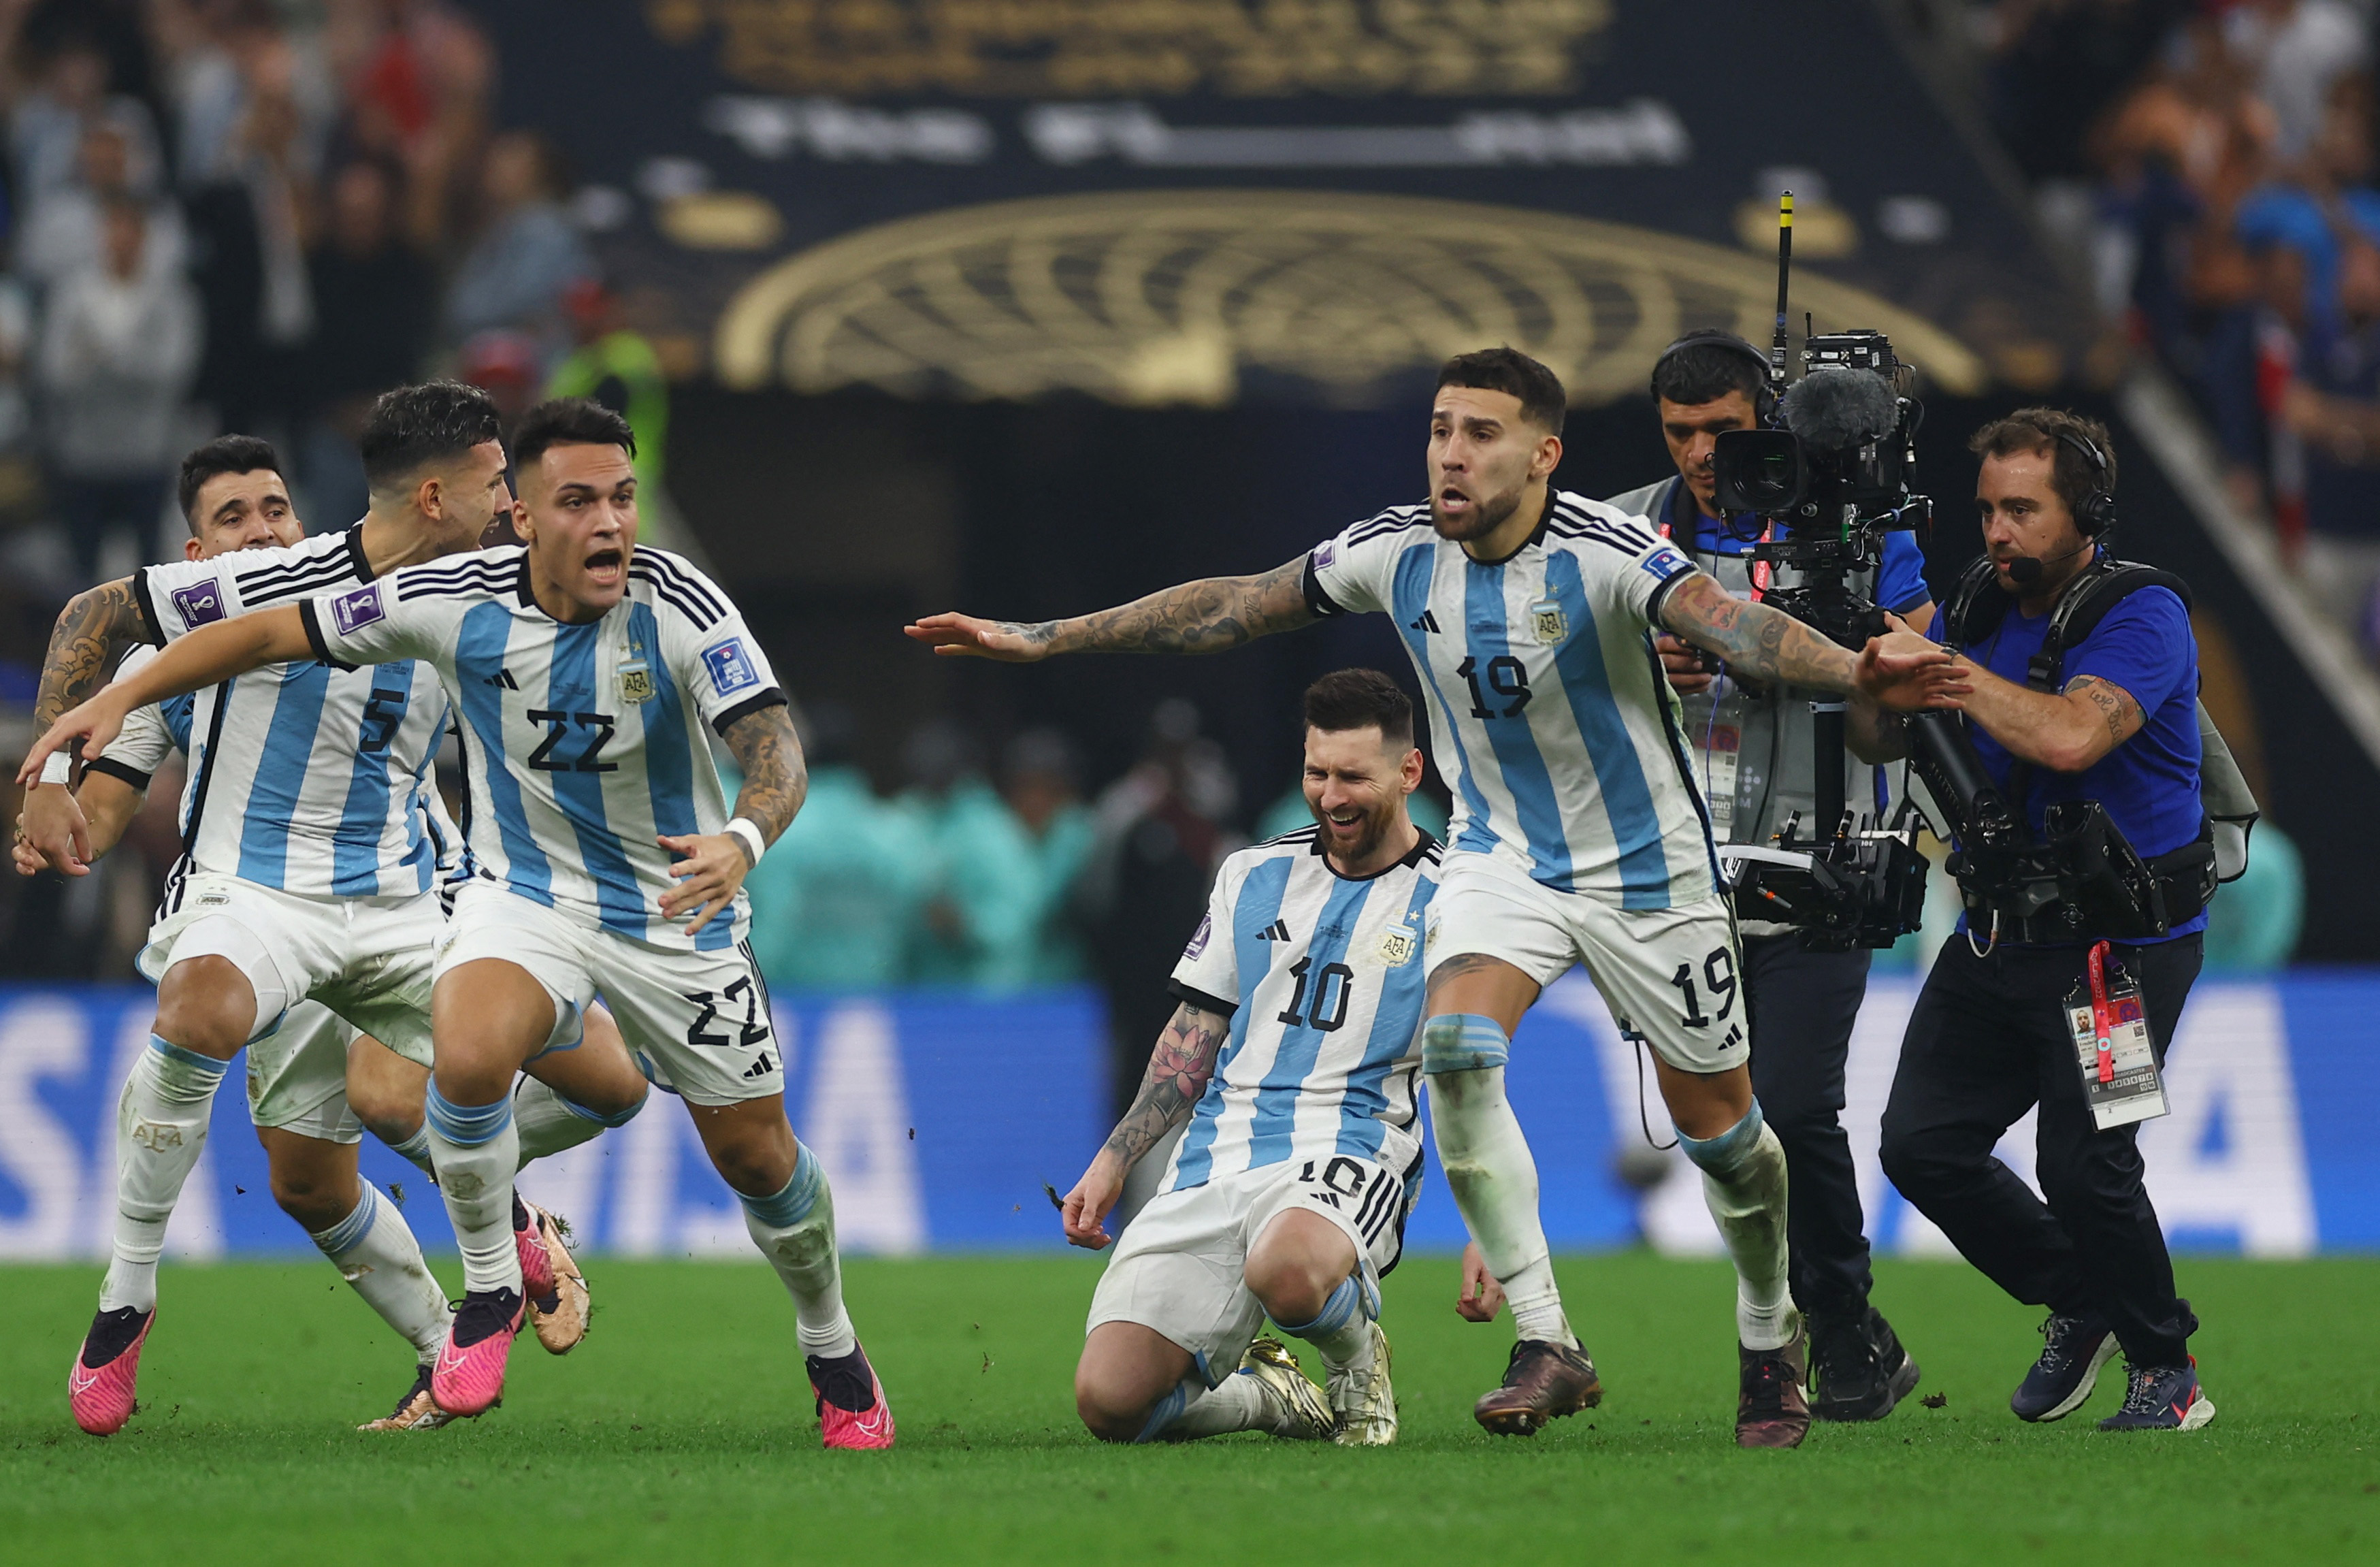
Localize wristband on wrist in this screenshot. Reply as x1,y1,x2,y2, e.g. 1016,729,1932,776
39,752,71,786
724,816,766,867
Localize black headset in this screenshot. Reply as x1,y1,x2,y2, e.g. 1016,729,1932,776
2051,427,2117,535
1652,329,1776,422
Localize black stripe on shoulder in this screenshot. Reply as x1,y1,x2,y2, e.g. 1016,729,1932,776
238,558,361,607
630,568,720,630
1256,824,1322,849
1345,506,1431,545
397,562,516,602
130,568,165,647
632,549,726,617
233,539,357,594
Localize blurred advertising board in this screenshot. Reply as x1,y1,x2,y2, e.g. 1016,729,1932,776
1,973,2371,1259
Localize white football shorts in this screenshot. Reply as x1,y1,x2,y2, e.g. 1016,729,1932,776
439,880,782,1105
1086,1152,1412,1387
1424,848,1749,1075
142,872,438,1069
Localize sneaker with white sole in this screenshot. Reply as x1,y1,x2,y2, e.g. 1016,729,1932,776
1239,1336,1335,1440
1327,1322,1397,1447
2098,1357,2216,1432
2010,1312,2118,1423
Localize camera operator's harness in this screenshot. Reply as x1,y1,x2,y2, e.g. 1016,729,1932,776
1934,553,2257,950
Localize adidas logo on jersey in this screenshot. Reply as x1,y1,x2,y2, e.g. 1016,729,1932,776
1407,609,1441,633
482,668,520,690
1256,919,1292,941
742,1050,777,1080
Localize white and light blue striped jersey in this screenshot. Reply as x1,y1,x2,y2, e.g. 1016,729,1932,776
131,529,459,906
1304,491,1717,909
301,545,786,952
1162,826,1441,1199
89,644,195,781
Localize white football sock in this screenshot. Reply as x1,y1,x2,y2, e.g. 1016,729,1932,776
99,1038,227,1314
424,1085,521,1297
512,1076,634,1168
739,1144,856,1361
384,1124,436,1177
1277,1274,1376,1375
309,1184,451,1363
1680,1107,1795,1351
1140,1374,1271,1440
1422,1016,1574,1348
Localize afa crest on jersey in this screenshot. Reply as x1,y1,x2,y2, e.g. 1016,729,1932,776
1527,598,1569,645
1375,925,1418,967
617,658,655,705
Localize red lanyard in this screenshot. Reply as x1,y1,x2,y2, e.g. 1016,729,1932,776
2086,939,2117,1084
1660,515,1772,602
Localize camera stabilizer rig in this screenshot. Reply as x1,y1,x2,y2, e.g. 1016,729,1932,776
1701,194,2002,950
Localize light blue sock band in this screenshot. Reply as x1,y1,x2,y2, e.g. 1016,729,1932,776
147,1034,230,1086
557,1091,643,1129
1277,1275,1361,1339
1420,1013,1510,1075
311,1186,382,1258
1132,1378,1194,1444
1676,1099,1767,1178
739,1142,821,1229
424,1083,513,1148
389,1126,432,1162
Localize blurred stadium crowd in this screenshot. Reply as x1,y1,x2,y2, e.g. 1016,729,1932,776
1986,0,2380,656
0,0,2319,1002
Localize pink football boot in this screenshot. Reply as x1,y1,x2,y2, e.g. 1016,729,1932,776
431,1289,524,1417
807,1343,896,1450
512,1194,556,1302
69,1306,155,1436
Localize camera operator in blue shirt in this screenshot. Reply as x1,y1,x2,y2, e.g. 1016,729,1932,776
1866,408,2217,1434
1608,332,1934,1423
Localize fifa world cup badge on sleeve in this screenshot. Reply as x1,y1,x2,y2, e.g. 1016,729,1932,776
171,578,226,627
330,583,385,634
1182,912,1212,960
2066,941,2168,1131
1642,544,1691,581
701,638,760,698
1528,598,1569,645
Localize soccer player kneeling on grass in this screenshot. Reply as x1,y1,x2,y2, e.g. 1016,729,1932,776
1062,669,1438,1448
25,398,893,1449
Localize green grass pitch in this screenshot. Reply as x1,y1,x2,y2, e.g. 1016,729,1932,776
3,1253,2377,1564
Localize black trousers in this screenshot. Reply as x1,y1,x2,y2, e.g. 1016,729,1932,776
1880,933,2202,1367
1743,934,1876,1320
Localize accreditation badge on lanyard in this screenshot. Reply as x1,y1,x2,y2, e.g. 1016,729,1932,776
2064,940,2170,1131
1661,514,1771,835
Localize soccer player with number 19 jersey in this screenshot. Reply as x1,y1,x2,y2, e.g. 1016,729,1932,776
909,347,1961,1447
27,399,894,1449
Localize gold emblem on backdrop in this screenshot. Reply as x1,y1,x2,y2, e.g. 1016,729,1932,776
646,0,1616,98
716,191,1987,409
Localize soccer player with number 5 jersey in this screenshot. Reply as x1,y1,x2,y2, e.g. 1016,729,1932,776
910,346,1963,1447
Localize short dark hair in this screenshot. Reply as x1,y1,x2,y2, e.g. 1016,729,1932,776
1651,334,1767,409
510,397,638,476
177,435,282,534
1304,668,1414,750
358,381,503,493
1968,408,2118,521
1437,346,1567,436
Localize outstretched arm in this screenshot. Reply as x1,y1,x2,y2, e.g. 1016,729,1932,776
18,607,312,790
659,702,806,935
1059,1001,1230,1249
1658,573,1965,712
904,555,1314,662
20,579,152,871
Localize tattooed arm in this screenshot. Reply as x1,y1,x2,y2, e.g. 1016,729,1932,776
904,556,1315,662
1058,1001,1230,1249
1657,572,1965,712
18,578,152,872
659,702,807,935
1944,664,2145,773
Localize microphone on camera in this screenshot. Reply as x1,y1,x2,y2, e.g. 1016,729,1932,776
1779,366,1901,450
2004,541,2093,585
